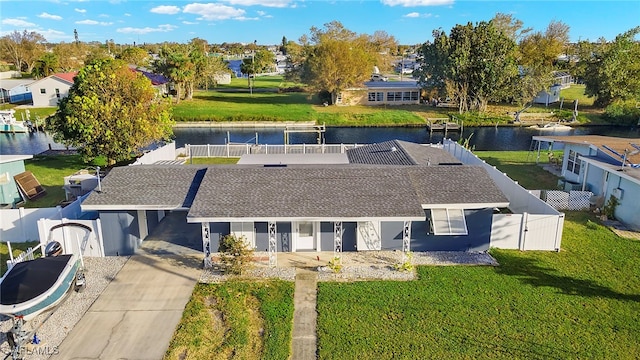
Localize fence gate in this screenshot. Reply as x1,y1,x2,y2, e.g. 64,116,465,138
37,218,105,257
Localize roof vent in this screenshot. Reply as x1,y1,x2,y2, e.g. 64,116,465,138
390,146,397,152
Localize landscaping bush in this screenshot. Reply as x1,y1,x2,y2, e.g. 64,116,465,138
604,101,640,125
218,234,254,275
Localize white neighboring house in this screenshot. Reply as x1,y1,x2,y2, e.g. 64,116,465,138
29,72,76,107
0,78,34,104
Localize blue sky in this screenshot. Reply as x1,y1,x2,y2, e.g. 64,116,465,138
1,1,638,45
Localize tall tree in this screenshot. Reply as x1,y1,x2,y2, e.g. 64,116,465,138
117,47,150,67
417,21,520,112
298,21,376,104
491,13,531,42
53,42,89,71
48,59,173,165
32,52,59,78
583,27,640,107
0,30,47,72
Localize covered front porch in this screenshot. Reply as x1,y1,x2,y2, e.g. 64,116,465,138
194,219,418,267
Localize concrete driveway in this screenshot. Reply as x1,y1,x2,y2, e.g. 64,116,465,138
51,213,202,360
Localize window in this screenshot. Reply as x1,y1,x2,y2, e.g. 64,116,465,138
368,92,383,102
55,89,60,99
566,150,581,175
430,209,468,235
40,88,46,94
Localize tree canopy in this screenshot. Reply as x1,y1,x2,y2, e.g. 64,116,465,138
49,59,174,165
417,21,520,112
293,21,377,104
582,26,640,107
0,30,46,72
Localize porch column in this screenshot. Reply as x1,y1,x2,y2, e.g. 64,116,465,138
333,221,342,264
137,210,148,240
202,222,211,268
268,221,277,267
403,221,411,262
581,161,590,191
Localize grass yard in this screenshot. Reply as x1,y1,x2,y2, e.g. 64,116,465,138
474,150,562,190
316,211,640,359
164,280,294,360
185,157,240,165
172,91,318,122
23,154,95,208
0,241,40,276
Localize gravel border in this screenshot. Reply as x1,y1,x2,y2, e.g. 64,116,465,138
0,256,129,360
200,251,499,283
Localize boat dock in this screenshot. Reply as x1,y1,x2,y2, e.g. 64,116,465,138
426,118,462,133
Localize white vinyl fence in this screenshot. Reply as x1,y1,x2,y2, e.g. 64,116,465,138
131,142,176,165
185,143,365,157
0,192,92,243
37,218,105,257
442,139,564,251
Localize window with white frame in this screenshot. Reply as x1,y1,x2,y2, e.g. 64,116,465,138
40,88,46,94
430,209,468,235
368,92,383,102
566,150,581,175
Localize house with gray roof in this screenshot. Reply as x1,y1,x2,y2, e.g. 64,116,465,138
81,140,510,259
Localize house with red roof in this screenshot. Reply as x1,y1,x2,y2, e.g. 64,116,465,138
29,72,76,107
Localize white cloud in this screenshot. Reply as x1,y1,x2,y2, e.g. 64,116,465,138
404,12,433,18
38,12,63,20
74,8,86,13
182,21,199,25
257,10,266,16
99,14,110,18
150,5,181,15
117,24,177,34
221,0,292,8
75,19,113,25
234,16,259,21
2,18,36,27
183,3,245,21
382,0,454,6
124,13,132,17
37,28,70,41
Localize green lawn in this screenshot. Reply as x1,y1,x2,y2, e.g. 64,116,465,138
474,150,562,189
316,211,640,359
23,154,96,208
185,157,240,165
165,280,294,360
0,241,40,275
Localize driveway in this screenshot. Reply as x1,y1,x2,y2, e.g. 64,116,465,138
51,212,202,360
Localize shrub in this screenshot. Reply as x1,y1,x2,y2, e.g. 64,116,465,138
327,256,342,273
393,252,414,272
219,234,254,275
604,102,640,125
602,196,620,220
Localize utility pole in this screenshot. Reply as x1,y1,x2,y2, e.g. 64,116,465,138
250,40,256,96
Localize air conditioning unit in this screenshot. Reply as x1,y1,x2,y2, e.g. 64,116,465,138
63,171,99,201
611,188,624,200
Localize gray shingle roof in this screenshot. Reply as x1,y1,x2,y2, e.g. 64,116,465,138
82,141,508,219
189,166,425,220
82,165,205,209
188,165,508,220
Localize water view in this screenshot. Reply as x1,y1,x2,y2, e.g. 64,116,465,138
1,125,639,155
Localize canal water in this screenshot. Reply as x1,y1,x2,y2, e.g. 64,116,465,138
1,125,639,155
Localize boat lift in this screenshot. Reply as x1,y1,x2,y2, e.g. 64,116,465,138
284,123,326,145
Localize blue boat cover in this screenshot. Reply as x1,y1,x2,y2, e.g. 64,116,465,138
0,255,72,306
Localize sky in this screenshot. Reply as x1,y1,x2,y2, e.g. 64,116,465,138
1,0,639,46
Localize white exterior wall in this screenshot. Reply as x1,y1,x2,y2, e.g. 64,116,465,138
30,77,72,107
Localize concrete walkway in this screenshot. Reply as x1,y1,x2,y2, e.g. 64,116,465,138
291,268,319,360
50,241,201,360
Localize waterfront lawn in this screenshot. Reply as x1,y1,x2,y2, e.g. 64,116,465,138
475,150,561,190
22,154,93,208
186,157,239,165
316,211,640,359
165,280,294,360
172,91,318,122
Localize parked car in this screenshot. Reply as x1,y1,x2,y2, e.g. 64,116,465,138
370,74,388,81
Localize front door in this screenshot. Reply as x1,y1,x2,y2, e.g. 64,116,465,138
296,222,315,251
